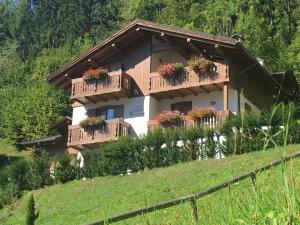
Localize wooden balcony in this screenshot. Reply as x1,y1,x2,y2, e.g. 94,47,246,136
149,64,229,99
67,118,130,147
148,110,230,132
71,73,132,104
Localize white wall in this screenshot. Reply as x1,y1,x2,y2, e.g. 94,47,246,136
148,89,260,119
72,89,261,138
72,96,150,137
150,91,226,119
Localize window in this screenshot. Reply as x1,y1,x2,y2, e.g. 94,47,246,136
106,108,115,120
89,105,123,120
171,101,192,115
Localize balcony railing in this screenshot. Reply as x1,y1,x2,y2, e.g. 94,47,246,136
67,118,130,147
148,110,230,132
149,64,229,99
71,73,131,102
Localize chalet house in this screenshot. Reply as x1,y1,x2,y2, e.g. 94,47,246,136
47,19,298,154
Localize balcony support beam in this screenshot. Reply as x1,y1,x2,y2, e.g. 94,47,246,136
187,38,212,60
213,83,222,91
223,82,228,111
73,98,85,105
111,43,124,55
160,33,190,59
86,96,97,104
136,27,146,38
187,88,198,96
200,86,210,94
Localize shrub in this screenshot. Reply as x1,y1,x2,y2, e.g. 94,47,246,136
180,126,204,161
31,150,53,189
100,136,143,175
54,153,79,183
0,182,20,208
0,158,31,208
82,150,105,178
161,128,181,166
141,128,166,169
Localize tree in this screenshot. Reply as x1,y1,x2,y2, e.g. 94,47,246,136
26,194,38,225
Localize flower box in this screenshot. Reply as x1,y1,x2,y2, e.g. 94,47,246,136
188,57,214,74
157,110,185,127
188,107,216,120
79,116,106,129
157,62,185,77
83,68,108,81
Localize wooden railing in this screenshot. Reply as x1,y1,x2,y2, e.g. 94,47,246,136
71,73,131,99
67,118,130,146
149,64,229,93
148,110,230,132
84,151,300,225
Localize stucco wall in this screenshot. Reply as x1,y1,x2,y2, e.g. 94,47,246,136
72,96,150,137
148,89,260,118
72,89,261,137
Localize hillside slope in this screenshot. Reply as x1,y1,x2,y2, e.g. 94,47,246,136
0,145,300,225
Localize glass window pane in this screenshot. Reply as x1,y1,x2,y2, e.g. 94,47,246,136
106,108,115,120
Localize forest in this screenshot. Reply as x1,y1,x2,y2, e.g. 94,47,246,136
0,0,300,144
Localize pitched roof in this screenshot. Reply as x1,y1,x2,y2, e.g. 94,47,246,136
21,134,62,147
47,19,297,96
47,19,238,86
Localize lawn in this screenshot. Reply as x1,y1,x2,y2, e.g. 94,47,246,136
0,139,31,158
0,145,300,225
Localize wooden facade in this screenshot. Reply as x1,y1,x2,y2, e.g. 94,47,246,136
47,19,297,149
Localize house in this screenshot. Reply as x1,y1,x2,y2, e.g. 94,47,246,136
47,19,298,154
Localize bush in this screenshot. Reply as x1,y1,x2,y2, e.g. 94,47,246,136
0,158,31,208
100,136,143,175
31,150,53,189
82,150,105,178
181,126,204,161
141,128,166,169
54,153,79,183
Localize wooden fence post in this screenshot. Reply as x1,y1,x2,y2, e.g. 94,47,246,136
190,198,198,224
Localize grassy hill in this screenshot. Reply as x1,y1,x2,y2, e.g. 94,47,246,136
1,145,300,225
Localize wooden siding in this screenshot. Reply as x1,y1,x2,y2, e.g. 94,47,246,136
67,118,130,147
71,72,131,104
122,37,151,95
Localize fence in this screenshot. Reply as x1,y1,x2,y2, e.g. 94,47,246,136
84,150,300,225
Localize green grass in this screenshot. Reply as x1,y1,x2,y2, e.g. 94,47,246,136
1,145,300,225
0,139,31,158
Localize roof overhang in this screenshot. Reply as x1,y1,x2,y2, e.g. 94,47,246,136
21,134,62,147
47,19,298,97
47,19,238,90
